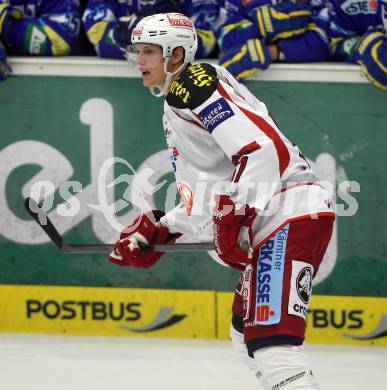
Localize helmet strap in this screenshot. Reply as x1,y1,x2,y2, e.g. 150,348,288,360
150,57,186,97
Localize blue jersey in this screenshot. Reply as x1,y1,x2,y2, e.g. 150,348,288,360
328,0,386,62
82,0,183,58
219,0,330,62
278,3,330,62
83,0,137,58
182,0,222,57
183,0,220,27
222,0,270,22
83,0,222,58
1,0,82,55
329,0,386,36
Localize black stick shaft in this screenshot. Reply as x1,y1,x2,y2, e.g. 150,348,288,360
25,197,215,253
59,242,215,253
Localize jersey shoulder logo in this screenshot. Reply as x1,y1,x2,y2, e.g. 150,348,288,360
166,63,219,110
198,97,235,134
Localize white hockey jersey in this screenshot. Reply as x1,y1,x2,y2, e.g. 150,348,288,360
159,63,335,267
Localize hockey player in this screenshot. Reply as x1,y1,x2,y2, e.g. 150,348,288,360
83,0,220,59
82,0,181,58
108,12,335,389
182,0,221,58
329,0,387,90
217,0,330,79
0,0,82,56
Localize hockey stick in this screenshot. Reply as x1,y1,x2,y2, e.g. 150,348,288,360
24,197,215,254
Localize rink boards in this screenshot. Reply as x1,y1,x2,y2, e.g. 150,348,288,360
0,285,385,346
1,60,386,298
0,60,386,348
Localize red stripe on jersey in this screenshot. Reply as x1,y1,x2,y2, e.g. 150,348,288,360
217,83,290,177
232,155,248,183
231,141,261,182
190,110,206,127
231,141,261,165
170,108,206,130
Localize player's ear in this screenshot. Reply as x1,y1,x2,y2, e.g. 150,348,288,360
171,47,184,64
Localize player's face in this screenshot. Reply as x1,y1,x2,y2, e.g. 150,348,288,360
135,44,166,88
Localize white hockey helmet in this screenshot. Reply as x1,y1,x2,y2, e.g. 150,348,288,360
130,13,198,96
131,13,198,64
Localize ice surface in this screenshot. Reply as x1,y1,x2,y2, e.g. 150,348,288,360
0,334,386,390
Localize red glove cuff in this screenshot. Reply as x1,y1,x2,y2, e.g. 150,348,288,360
212,195,257,269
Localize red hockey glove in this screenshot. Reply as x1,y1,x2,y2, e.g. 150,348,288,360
212,195,257,270
109,210,180,268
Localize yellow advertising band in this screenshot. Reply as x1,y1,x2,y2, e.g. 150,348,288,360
0,285,385,346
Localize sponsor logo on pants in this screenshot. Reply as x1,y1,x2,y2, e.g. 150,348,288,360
255,225,288,325
288,260,314,320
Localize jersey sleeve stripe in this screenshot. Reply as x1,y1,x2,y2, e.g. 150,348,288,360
231,141,261,165
232,155,248,183
216,82,290,177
